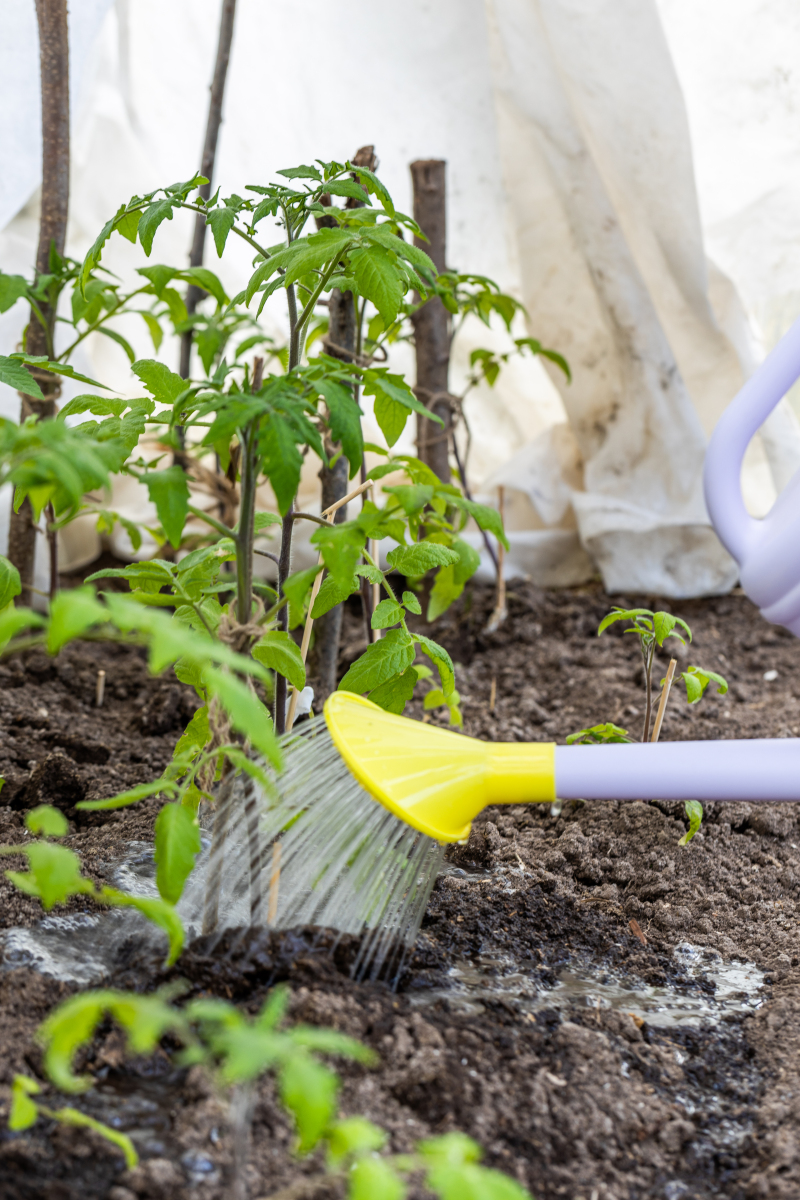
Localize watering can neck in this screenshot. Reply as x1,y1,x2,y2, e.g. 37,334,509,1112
704,314,800,566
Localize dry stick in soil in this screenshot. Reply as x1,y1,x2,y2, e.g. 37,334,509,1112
178,0,237,385
650,658,678,744
9,0,69,603
268,840,281,925
285,478,374,732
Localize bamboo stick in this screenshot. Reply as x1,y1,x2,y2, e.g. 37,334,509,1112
650,658,678,743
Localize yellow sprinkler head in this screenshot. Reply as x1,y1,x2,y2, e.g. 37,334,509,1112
324,691,556,843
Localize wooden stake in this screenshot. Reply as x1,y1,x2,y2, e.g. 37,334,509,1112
285,480,374,731
650,658,677,743
371,537,380,642
268,841,281,925
95,670,106,708
489,676,497,712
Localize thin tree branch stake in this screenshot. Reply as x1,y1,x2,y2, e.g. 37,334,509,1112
95,670,106,708
370,538,380,642
650,658,677,744
285,478,374,731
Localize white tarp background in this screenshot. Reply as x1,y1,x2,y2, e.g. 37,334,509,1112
1,0,799,596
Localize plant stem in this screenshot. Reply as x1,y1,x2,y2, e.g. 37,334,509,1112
273,508,294,735
642,640,654,742
234,358,263,624
45,502,58,600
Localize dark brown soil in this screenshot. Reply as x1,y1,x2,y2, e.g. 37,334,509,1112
3,581,800,1200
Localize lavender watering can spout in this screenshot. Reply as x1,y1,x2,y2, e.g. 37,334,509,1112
704,315,800,636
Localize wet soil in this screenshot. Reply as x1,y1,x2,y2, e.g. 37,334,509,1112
2,581,800,1199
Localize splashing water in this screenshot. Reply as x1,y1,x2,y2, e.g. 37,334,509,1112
181,715,446,982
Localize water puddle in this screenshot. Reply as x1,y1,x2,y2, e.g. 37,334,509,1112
411,943,765,1027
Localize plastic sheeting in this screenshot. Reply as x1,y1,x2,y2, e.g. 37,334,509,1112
1,0,799,597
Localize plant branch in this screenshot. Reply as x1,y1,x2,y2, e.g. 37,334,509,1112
187,504,233,539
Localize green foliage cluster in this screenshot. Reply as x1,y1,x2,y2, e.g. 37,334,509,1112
11,984,532,1199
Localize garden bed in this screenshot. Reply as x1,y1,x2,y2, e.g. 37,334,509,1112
2,580,800,1199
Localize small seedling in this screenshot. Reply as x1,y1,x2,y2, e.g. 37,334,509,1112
567,723,633,745
9,1074,137,1169
597,607,728,742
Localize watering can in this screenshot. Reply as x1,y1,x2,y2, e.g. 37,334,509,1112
704,315,800,634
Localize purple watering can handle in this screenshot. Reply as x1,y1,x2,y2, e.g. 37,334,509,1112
704,314,800,565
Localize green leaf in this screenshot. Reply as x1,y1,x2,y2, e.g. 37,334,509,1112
679,665,728,704
327,1117,386,1168
311,520,367,588
132,359,187,407
566,723,633,745
413,633,455,698
254,512,282,533
9,1075,39,1131
277,164,322,181
52,1106,138,1170
652,611,691,647
261,413,303,516
116,208,142,243
205,668,282,769
96,324,136,363
0,555,21,610
252,630,307,691
386,542,459,576
4,843,93,910
597,608,653,636
310,574,359,620
138,199,175,255
402,590,421,615
207,207,237,257
143,466,190,548
351,245,404,324
0,605,45,651
154,803,201,904
339,629,415,694
38,992,110,1092
349,1157,405,1200
0,355,44,399
383,484,434,515
173,705,211,760
140,310,164,352
371,598,403,629
679,800,704,847
46,586,108,654
427,538,481,621
368,665,419,715
101,888,184,967
283,564,323,629
279,1052,339,1155
450,496,509,551
25,805,68,837
318,381,363,478
0,274,29,313
76,778,174,811
356,563,383,585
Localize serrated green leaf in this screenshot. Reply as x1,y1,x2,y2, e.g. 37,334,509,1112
427,538,480,621
252,630,306,691
371,598,403,629
310,574,359,620
261,412,303,516
283,564,323,629
339,628,415,694
138,199,175,255
310,521,367,588
143,466,190,548
412,633,455,698
0,355,44,399
402,590,421,615
132,359,187,406
386,542,459,575
356,563,383,584
367,665,420,715
317,380,363,478
350,244,404,324
154,803,201,904
207,207,237,257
